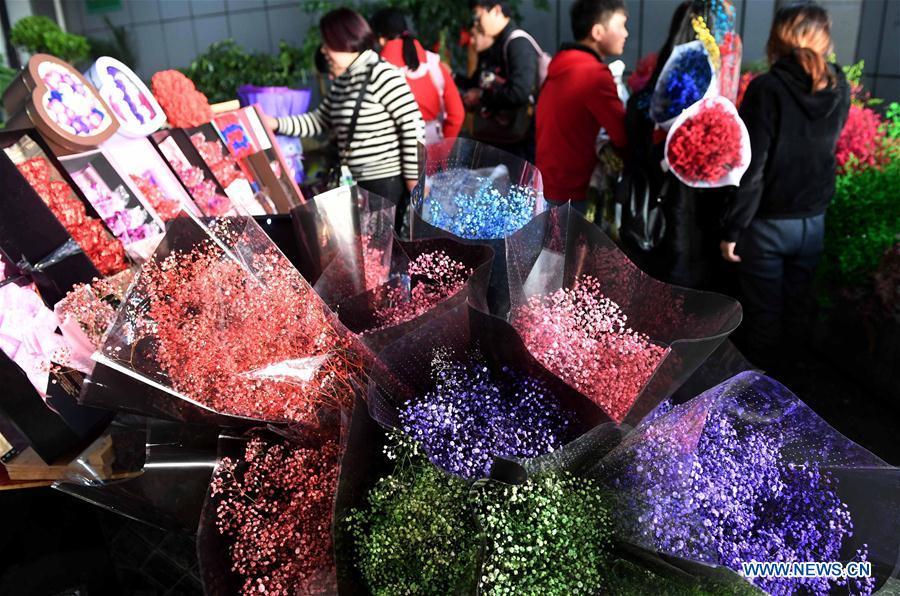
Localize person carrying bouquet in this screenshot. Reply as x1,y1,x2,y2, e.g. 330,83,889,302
720,1,850,372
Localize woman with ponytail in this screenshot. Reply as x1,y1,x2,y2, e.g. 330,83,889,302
720,1,849,372
371,8,464,143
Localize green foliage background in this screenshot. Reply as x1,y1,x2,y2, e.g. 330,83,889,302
823,124,900,287
181,0,546,103
10,16,91,64
181,40,314,103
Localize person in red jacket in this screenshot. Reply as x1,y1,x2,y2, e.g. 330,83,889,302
536,0,628,212
372,8,465,143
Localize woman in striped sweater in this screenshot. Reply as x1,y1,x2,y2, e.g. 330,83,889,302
261,8,424,231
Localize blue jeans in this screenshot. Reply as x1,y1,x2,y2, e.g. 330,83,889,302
736,214,825,370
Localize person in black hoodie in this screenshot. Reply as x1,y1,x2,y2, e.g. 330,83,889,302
721,2,850,371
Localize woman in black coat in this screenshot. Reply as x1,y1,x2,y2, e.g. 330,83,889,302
721,2,850,371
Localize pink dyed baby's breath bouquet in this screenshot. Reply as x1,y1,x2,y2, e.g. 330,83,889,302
200,427,342,596
506,206,742,427
513,275,668,423
325,237,493,354
373,250,472,330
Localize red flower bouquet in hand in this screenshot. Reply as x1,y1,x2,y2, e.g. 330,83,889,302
151,70,212,128
665,96,750,187
735,71,758,108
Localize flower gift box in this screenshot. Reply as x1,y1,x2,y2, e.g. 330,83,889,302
85,56,166,139
237,85,311,184
2,54,119,155
149,128,239,217
99,135,205,219
0,130,111,305
212,106,304,213
56,149,166,262
182,123,267,216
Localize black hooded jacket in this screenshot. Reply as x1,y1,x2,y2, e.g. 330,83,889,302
721,54,850,242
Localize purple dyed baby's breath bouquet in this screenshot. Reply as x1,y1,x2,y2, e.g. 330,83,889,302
600,372,878,595
398,349,574,479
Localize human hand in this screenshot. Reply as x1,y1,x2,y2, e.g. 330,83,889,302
463,88,482,108
720,241,741,262
260,112,279,132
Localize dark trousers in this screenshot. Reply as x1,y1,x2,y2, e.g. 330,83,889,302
546,198,589,215
357,175,409,235
736,214,825,371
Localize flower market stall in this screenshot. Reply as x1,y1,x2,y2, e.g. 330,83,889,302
0,5,897,595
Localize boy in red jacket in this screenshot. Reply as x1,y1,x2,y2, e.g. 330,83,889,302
536,0,628,212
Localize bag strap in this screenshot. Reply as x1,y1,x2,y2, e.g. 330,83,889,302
657,176,671,202
343,62,376,162
502,29,543,63
502,30,543,104
425,51,446,119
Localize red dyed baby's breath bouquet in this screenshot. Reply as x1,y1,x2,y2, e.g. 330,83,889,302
96,215,365,422
506,206,743,426
201,429,341,595
513,274,668,423
628,52,658,94
735,71,758,108
665,96,750,187
151,70,213,128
